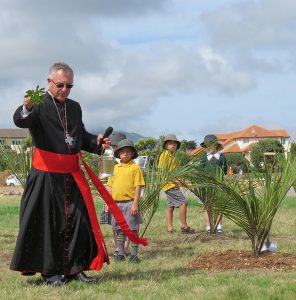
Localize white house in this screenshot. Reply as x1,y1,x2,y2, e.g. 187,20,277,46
0,129,31,151
191,125,290,160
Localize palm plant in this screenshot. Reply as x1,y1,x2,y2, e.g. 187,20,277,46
186,153,296,255
178,148,227,234
188,178,226,234
139,149,198,236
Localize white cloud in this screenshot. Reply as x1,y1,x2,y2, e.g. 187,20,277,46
1,0,296,139
1,0,169,17
201,0,296,74
202,0,296,47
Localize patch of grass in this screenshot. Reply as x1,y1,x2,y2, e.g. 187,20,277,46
1,194,296,299
279,196,296,209
0,197,20,230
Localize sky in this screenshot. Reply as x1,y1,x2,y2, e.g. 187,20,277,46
1,0,296,143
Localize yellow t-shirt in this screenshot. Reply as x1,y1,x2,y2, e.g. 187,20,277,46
157,150,179,192
107,160,145,201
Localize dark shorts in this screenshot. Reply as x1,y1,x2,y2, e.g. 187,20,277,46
112,201,143,231
165,187,188,208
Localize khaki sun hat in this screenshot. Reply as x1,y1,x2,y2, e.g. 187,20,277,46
114,139,138,159
162,134,181,150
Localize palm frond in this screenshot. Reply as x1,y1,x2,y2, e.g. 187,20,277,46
139,150,198,236
186,153,296,255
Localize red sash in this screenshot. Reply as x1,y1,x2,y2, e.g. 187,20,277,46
32,148,148,271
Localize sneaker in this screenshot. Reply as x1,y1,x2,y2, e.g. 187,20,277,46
114,254,125,262
206,229,211,234
216,228,223,234
129,255,140,264
180,226,195,234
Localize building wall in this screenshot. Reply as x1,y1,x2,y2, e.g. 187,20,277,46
0,138,25,148
223,136,290,160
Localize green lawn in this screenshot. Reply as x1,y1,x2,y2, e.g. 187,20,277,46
1,195,296,300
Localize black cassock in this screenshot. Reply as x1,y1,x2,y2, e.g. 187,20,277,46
10,92,101,275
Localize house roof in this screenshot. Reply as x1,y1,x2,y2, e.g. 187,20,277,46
189,146,204,156
190,143,253,156
222,143,242,153
216,124,289,141
0,129,31,138
190,124,289,156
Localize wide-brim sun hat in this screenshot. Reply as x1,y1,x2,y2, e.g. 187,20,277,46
114,139,138,159
110,132,127,146
200,134,222,149
162,134,181,149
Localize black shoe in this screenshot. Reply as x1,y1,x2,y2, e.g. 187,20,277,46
114,254,125,262
129,255,140,264
65,271,96,283
42,274,63,287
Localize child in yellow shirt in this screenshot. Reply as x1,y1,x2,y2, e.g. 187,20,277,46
107,139,145,263
158,134,195,234
99,131,133,257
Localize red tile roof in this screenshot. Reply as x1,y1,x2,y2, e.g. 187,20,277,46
190,146,204,156
217,125,289,140
190,125,289,156
222,143,241,153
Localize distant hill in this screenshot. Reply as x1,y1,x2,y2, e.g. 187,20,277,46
94,128,144,143
125,132,144,142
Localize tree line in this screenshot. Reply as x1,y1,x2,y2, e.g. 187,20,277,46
0,137,291,173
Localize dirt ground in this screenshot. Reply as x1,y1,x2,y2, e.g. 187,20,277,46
186,232,296,272
0,170,10,186
0,171,23,196
0,185,23,196
189,249,296,271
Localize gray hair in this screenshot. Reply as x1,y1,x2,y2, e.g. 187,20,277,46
48,62,74,78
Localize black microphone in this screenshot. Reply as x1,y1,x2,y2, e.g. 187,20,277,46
97,126,113,149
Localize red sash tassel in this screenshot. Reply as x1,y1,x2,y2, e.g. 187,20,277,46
32,148,148,271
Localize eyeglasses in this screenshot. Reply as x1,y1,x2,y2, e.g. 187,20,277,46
50,79,74,89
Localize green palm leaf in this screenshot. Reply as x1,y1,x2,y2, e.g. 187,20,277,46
139,150,198,236
186,154,296,255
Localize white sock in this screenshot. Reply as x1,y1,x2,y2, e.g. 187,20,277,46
206,226,210,231
217,224,223,230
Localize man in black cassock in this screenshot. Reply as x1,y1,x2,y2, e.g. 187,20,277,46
10,62,109,286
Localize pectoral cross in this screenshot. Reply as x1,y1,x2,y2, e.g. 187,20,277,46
65,133,74,145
